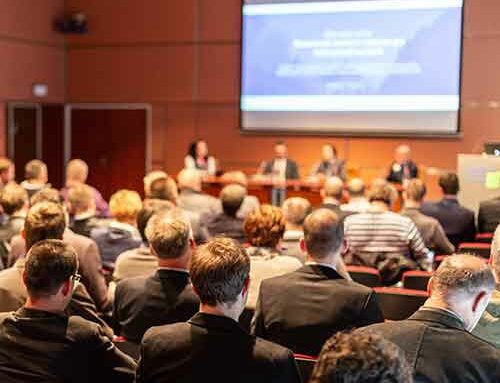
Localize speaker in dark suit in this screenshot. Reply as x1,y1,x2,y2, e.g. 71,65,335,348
261,141,300,180
251,209,383,356
386,145,419,184
478,196,500,233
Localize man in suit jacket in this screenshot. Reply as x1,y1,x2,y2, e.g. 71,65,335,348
386,144,419,184
137,237,301,383
401,179,455,255
261,141,300,180
363,254,500,383
478,196,500,233
251,209,383,356
421,172,476,248
114,211,200,343
0,239,135,382
319,176,355,221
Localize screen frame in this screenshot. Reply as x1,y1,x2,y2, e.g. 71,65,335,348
238,0,466,138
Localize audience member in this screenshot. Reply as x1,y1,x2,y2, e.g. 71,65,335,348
177,168,221,224
402,179,455,255
0,240,135,382
184,139,217,176
91,189,143,268
21,159,49,199
0,157,15,189
363,254,500,382
67,183,109,237
492,225,500,264
0,183,28,243
310,144,346,180
207,184,247,243
8,191,109,311
421,172,476,248
143,170,170,199
344,181,431,285
478,195,500,233
386,144,419,184
341,178,370,213
252,209,383,356
114,210,199,344
260,141,300,180
244,205,302,308
320,176,354,221
309,330,412,383
136,237,300,383
0,202,111,334
219,171,260,219
281,197,312,263
61,159,110,217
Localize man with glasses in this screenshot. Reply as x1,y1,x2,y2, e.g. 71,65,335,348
0,239,136,382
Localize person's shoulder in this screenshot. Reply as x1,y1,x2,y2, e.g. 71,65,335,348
260,266,304,288
66,315,105,341
116,274,150,296
253,336,294,362
142,322,191,349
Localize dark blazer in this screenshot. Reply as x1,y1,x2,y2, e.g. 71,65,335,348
363,308,500,383
421,198,476,248
251,264,384,356
206,213,246,243
387,160,419,183
478,197,500,233
0,308,136,383
137,312,301,383
114,269,200,343
263,159,300,180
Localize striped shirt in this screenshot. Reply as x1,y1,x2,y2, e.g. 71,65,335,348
344,210,430,267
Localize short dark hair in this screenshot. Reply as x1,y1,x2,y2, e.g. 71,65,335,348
405,179,427,202
149,177,178,202
190,237,250,306
274,140,286,147
368,182,396,205
0,183,28,215
23,239,78,300
145,213,191,259
30,187,63,206
303,209,343,259
137,201,172,243
25,202,66,251
310,330,412,383
438,172,460,195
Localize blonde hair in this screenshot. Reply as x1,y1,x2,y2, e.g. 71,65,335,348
244,204,285,248
109,189,142,222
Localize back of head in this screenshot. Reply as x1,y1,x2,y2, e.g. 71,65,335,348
177,169,201,192
25,160,47,182
347,178,365,198
149,177,178,203
323,177,344,200
219,171,248,187
66,159,88,183
109,189,142,222
30,187,63,207
143,170,168,197
368,181,396,205
405,179,427,203
282,197,312,227
0,157,13,174
24,239,78,301
145,211,191,259
244,204,285,248
0,183,28,215
25,202,66,251
67,184,94,215
303,209,343,259
438,172,460,195
190,237,250,306
137,200,172,243
310,330,412,383
220,184,247,217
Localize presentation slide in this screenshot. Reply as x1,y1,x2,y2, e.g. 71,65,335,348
241,0,464,135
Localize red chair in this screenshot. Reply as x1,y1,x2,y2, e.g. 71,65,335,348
458,243,491,259
374,287,428,321
402,270,432,291
475,233,494,244
294,354,317,383
346,265,383,287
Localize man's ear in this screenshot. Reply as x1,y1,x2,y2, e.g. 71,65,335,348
60,279,72,297
189,238,196,250
427,276,434,296
472,291,487,313
21,229,26,240
241,277,250,296
341,238,349,256
299,238,306,253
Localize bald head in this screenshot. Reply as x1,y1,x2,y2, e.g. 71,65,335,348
220,171,248,187
322,177,344,200
282,197,312,227
220,184,247,217
303,209,343,259
66,159,88,184
347,178,365,198
395,144,411,163
177,169,202,192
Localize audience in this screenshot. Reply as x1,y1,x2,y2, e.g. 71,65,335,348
136,237,301,383
281,197,312,263
219,171,260,219
421,172,476,248
477,195,500,233
114,210,199,344
177,168,221,224
67,183,109,237
344,181,431,285
61,159,110,217
91,189,143,268
0,183,28,243
184,139,217,176
364,254,500,382
0,157,15,189
0,239,136,382
243,205,302,308
492,225,500,264
401,179,455,255
21,159,49,199
252,209,383,356
8,190,109,311
207,184,247,243
309,330,412,383
341,178,370,213
320,176,354,220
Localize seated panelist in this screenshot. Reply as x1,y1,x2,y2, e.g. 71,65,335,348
184,139,217,176
387,144,419,184
310,144,346,180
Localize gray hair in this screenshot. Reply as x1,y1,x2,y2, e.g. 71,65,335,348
282,197,312,226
